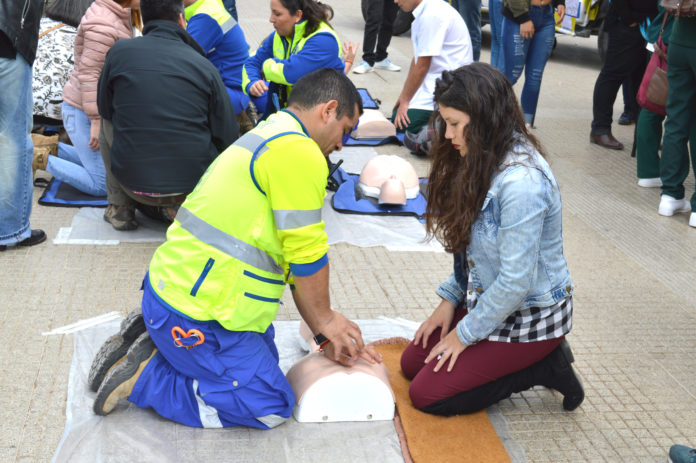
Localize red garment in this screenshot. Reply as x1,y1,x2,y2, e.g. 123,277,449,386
400,308,562,409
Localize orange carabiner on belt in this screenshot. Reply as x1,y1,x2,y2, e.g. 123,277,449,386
171,326,205,349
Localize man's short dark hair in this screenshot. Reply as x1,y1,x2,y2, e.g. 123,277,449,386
287,68,363,119
141,0,185,23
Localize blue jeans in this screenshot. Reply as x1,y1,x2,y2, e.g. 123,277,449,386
0,55,34,246
455,0,482,61
502,4,556,125
489,0,505,72
47,102,106,196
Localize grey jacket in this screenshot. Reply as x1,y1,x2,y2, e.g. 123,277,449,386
0,0,44,64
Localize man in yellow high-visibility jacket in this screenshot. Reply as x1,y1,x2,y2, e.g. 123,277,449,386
91,67,381,429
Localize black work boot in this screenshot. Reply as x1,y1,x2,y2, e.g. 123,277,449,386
88,308,147,392
93,332,157,416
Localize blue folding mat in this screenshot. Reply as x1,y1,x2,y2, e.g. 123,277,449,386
329,166,427,220
38,178,108,207
345,88,404,147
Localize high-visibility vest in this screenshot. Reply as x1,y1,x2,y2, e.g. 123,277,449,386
184,0,238,52
242,20,341,106
148,110,329,333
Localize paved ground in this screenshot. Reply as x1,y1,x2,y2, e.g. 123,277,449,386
2,1,696,461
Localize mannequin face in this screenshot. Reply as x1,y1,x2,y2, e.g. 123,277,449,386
270,0,303,38
439,104,471,157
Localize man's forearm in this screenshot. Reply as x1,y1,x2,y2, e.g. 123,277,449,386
397,56,432,105
291,264,333,334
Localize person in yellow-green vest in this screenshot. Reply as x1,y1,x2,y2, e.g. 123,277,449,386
183,0,257,118
243,0,344,117
90,69,382,430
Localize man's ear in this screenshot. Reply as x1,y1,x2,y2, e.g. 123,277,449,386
177,12,187,29
322,100,339,122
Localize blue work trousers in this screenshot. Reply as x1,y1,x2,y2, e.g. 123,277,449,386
0,55,33,246
129,279,295,429
502,4,556,125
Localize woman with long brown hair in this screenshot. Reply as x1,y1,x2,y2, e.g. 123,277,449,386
400,62,584,415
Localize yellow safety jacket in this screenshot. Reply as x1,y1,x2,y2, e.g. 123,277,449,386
242,20,342,107
148,110,329,333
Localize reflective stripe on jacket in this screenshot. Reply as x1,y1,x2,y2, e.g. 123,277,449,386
184,0,237,52
148,110,329,332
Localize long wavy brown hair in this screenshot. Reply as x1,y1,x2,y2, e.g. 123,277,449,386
425,63,546,253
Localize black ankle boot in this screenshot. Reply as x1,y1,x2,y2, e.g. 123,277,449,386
537,339,584,411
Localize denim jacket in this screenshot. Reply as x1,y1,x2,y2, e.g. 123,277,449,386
436,142,573,345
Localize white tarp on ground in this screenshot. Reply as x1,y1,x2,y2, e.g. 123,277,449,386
52,318,526,463
52,147,441,251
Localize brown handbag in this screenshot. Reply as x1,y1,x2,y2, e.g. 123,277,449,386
660,0,696,17
637,16,670,115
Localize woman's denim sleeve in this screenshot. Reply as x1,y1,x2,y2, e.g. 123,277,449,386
457,165,552,345
435,271,465,307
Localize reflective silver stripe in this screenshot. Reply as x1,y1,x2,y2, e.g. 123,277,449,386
219,17,237,34
236,132,268,154
193,380,223,428
176,207,283,275
273,209,322,230
256,414,287,429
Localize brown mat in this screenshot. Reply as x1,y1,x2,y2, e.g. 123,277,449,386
374,341,511,463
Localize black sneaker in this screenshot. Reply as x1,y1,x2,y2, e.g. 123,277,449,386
87,308,147,392
93,332,157,416
618,112,636,125
0,229,46,251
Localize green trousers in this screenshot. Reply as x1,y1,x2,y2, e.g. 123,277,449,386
660,41,696,208
636,108,696,179
391,107,433,134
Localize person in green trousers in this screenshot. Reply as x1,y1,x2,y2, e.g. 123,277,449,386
656,15,696,226
636,8,696,188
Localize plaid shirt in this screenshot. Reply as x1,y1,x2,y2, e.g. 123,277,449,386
465,270,573,343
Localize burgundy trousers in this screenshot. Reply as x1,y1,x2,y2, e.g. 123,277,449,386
400,309,562,411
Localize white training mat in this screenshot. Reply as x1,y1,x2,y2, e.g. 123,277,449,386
52,319,413,463
54,207,168,245
52,317,527,463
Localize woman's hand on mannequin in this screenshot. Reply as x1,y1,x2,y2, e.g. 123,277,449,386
555,5,565,25
520,20,535,39
413,299,455,350
88,119,100,151
249,80,268,97
424,329,468,373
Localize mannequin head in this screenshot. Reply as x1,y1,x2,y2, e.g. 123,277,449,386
358,155,419,205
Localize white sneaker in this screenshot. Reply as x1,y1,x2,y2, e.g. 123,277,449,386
658,194,691,216
352,61,374,74
690,212,696,227
637,177,662,188
374,58,401,72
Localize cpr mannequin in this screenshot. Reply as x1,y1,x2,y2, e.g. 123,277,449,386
285,321,395,423
351,109,396,139
357,155,420,205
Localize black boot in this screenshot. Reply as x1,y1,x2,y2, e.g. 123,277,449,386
421,339,584,416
